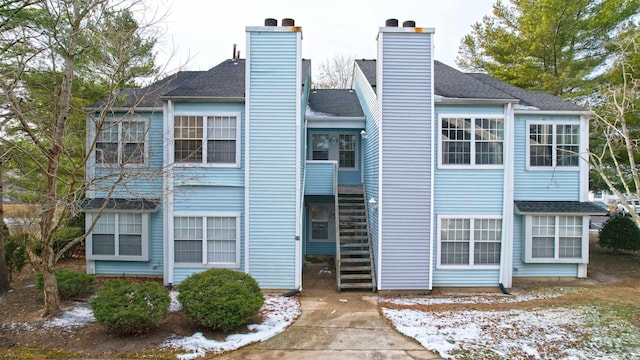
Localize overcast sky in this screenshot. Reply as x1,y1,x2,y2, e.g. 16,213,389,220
153,0,496,78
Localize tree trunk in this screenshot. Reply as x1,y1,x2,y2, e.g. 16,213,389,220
0,147,10,292
41,242,60,317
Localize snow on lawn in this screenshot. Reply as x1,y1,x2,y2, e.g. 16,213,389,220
381,289,569,306
43,302,96,329
382,297,640,359
163,294,301,360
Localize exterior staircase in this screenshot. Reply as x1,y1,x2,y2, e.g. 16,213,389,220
336,185,376,291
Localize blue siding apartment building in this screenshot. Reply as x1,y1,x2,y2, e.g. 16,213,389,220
83,18,605,292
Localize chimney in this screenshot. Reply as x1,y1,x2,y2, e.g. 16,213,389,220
264,18,277,26
403,20,416,27
232,43,237,60
385,18,398,27
282,18,295,26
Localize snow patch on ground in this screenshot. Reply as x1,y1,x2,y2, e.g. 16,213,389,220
163,294,301,360
169,290,182,312
381,289,567,306
43,303,96,329
383,304,640,359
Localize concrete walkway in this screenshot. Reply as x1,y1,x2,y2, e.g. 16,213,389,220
217,260,441,359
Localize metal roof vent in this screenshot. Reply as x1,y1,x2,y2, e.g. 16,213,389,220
265,18,277,26
385,18,398,27
403,20,416,27
282,18,295,26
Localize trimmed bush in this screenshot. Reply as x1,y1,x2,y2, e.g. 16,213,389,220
178,268,264,333
4,233,28,281
91,279,170,335
36,270,96,300
599,213,640,252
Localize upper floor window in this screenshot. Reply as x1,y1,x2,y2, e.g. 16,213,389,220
174,115,239,166
309,132,358,169
87,212,149,261
96,119,147,166
524,215,587,263
440,116,503,167
528,122,579,168
438,216,502,268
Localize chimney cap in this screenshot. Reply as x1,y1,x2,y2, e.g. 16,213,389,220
282,18,295,26
403,20,416,28
385,18,398,27
264,18,277,26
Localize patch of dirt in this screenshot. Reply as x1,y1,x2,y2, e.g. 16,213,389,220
2,235,640,358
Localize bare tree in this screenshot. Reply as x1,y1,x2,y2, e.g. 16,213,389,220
589,29,640,225
314,54,354,89
0,0,163,316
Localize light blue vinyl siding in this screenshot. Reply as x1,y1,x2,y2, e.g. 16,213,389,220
379,31,432,290
247,30,299,289
512,215,578,277
93,112,164,198
430,99,507,286
305,162,335,195
94,208,164,275
353,64,380,279
514,114,580,200
432,269,500,286
171,186,245,283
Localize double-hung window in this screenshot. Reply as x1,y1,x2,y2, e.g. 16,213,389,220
528,122,579,168
174,114,239,166
524,215,587,263
87,212,149,261
438,216,502,268
174,215,240,267
440,116,504,167
95,119,147,166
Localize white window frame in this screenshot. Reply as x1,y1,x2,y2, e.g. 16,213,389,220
173,113,241,168
438,114,505,169
86,212,150,261
95,116,149,168
524,215,589,263
308,131,359,171
173,213,241,268
525,120,580,171
436,215,502,270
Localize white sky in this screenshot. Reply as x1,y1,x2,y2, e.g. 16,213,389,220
152,0,496,77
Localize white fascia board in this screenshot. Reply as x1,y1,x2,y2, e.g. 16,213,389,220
435,96,519,104
515,110,592,115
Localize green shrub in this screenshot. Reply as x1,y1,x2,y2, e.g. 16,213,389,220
178,268,264,333
599,214,640,252
91,279,170,335
5,233,28,281
36,270,96,300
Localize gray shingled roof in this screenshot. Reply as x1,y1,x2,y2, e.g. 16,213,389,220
81,198,160,211
468,73,585,111
307,89,365,118
91,59,311,106
88,71,203,108
355,59,376,89
355,59,585,110
515,201,608,214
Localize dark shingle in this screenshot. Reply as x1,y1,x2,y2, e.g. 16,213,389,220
307,89,365,118
515,201,608,215
88,71,203,108
468,74,585,111
164,59,246,98
81,198,160,211
355,59,376,90
434,61,515,100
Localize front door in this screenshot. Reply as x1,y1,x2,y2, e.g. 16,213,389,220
310,133,357,169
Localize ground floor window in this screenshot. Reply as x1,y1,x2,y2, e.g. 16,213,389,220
87,212,149,261
174,215,240,267
524,215,588,263
438,216,502,268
